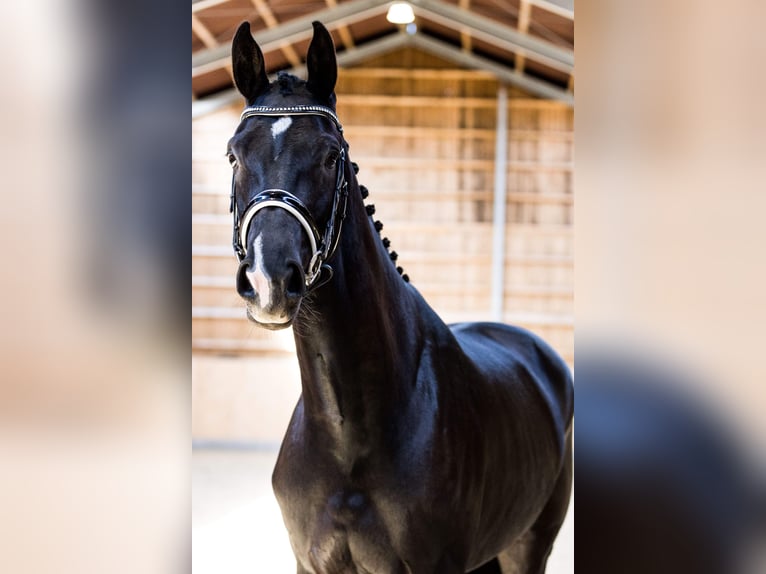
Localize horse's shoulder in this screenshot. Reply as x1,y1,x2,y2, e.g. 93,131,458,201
448,321,551,366
450,321,540,348
448,321,573,427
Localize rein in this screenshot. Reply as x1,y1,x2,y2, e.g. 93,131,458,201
230,105,349,292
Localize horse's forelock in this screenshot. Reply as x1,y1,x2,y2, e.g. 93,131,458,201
276,72,302,96
257,72,335,110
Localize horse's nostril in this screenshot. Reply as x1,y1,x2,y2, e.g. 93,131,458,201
236,262,255,299
285,261,304,298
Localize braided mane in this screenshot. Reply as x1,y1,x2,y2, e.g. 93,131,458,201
351,161,409,283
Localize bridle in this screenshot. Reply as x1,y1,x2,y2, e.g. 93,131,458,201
230,105,349,292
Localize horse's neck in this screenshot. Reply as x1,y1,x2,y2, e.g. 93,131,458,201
293,184,420,453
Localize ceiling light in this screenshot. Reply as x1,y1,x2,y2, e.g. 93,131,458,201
386,2,415,25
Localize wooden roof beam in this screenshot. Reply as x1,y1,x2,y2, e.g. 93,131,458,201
193,30,572,117
458,0,472,53
528,0,573,20
515,0,531,74
249,0,301,68
409,0,573,74
191,11,234,86
192,0,573,78
192,0,390,77
192,0,230,14
325,0,356,50
408,33,573,105
192,14,219,49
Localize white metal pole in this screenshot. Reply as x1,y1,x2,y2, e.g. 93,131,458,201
491,85,508,321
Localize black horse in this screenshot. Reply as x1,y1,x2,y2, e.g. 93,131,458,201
227,21,573,574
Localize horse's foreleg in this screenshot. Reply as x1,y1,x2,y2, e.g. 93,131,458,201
499,429,573,574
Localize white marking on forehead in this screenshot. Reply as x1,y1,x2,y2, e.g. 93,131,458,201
246,234,272,309
271,117,293,140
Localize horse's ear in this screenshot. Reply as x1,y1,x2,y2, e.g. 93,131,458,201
306,21,337,104
231,21,268,104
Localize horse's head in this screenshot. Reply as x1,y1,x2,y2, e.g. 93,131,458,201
227,21,346,329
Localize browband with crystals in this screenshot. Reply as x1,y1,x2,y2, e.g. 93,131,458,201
240,105,343,134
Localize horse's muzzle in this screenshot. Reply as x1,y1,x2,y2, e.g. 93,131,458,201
236,258,304,328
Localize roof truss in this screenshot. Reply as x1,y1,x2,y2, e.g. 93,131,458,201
192,30,572,118
192,0,574,115
193,0,390,77
192,0,573,78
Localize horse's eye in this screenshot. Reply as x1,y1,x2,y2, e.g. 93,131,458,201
227,153,238,168
325,151,339,169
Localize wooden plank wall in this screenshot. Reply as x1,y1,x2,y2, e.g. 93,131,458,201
192,48,573,364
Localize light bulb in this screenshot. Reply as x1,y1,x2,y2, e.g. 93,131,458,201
386,2,415,25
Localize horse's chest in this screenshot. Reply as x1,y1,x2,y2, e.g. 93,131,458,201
280,483,406,574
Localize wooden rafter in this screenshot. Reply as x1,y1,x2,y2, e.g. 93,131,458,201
192,12,234,83
409,33,573,104
193,0,573,78
192,14,219,49
191,0,574,107
408,0,573,74
250,0,302,68
192,0,230,14
516,0,532,74
458,0,472,53
325,0,355,50
193,0,391,77
193,28,573,117
528,0,573,20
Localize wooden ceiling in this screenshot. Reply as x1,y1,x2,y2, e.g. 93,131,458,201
192,0,573,114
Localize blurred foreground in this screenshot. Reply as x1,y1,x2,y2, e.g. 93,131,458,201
576,1,766,571
575,351,765,573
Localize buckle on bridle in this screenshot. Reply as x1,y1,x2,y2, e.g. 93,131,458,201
306,251,324,285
